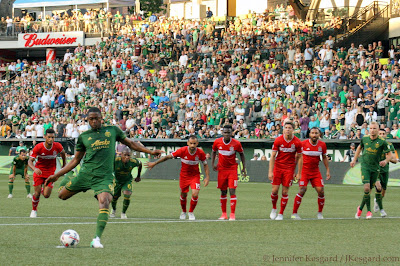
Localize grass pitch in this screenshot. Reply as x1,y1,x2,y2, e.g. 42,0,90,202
1,176,400,265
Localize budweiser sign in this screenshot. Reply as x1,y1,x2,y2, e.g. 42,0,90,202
18,31,84,48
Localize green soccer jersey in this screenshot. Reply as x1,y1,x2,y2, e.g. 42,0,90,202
360,135,391,170
76,126,126,176
380,141,395,173
12,155,28,170
114,157,141,183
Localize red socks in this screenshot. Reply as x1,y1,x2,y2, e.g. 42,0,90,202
279,195,289,215
220,196,227,214
32,195,40,211
271,193,278,209
180,196,187,212
189,196,198,212
230,195,237,214
292,193,303,214
318,196,325,213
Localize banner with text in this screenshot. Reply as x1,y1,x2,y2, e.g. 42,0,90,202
18,31,84,48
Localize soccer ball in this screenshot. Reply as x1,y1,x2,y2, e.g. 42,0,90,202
60,229,80,248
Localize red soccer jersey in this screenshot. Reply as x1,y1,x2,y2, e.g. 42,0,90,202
272,135,302,169
30,142,64,175
301,139,327,173
172,146,207,178
212,137,243,171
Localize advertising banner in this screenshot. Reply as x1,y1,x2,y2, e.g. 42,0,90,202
18,32,84,48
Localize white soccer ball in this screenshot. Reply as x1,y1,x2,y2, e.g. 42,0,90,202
60,229,80,248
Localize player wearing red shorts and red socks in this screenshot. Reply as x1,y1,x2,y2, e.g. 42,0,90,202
291,127,331,220
28,129,66,218
269,121,302,220
212,125,246,221
146,136,210,220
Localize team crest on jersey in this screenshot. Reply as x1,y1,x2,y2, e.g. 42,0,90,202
105,131,111,137
184,156,188,159
281,144,284,147
88,137,92,140
375,143,379,148
53,151,57,155
195,156,199,160
318,146,322,152
230,146,234,151
291,144,295,149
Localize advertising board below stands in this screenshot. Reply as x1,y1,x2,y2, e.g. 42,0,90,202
17,31,85,48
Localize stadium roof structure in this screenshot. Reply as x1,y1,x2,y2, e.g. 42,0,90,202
13,0,134,11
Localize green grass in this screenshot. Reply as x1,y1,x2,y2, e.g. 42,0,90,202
2,176,400,265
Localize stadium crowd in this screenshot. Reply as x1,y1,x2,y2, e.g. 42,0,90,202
0,9,398,141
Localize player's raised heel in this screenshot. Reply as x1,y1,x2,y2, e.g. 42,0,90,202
121,213,127,219
110,210,116,218
355,206,362,219
270,209,277,220
374,198,379,213
180,212,187,220
229,213,236,221
317,212,324,220
188,212,195,221
218,213,228,220
30,210,37,218
27,194,32,199
90,237,104,248
366,211,372,219
275,214,283,220
291,213,301,220
7,194,13,199
380,209,387,218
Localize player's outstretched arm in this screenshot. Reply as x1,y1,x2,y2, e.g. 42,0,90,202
121,138,163,157
350,145,362,167
145,154,173,170
211,150,217,171
322,154,331,180
203,162,210,187
268,151,277,181
28,157,42,176
45,151,85,185
135,162,143,182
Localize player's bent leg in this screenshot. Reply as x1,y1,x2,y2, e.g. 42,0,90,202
292,186,307,219
188,189,199,220
24,176,32,198
277,186,290,220
110,196,119,218
180,191,188,218
121,190,132,219
43,186,52,198
58,187,79,200
8,176,15,198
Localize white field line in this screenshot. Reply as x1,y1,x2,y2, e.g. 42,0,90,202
1,216,400,226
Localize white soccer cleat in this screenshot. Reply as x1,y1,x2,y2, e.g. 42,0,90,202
374,198,379,213
275,214,283,220
90,237,104,248
121,213,127,219
188,212,195,221
7,194,13,199
270,208,277,220
291,213,301,220
380,209,387,218
317,212,324,220
27,194,32,199
30,210,37,218
180,212,187,220
110,210,116,218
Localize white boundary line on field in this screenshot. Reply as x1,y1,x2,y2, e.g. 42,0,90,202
1,216,400,226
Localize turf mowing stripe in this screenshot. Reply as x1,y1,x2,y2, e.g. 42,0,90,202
1,216,400,226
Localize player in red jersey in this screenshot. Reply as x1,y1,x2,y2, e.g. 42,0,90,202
146,136,210,220
28,129,66,218
291,127,331,220
212,124,246,221
268,121,302,220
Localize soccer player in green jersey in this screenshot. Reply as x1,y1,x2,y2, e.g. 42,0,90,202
374,129,397,216
110,147,142,219
45,107,163,248
350,122,392,219
8,149,31,199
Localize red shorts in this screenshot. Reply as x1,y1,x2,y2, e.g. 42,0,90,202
299,172,324,188
33,173,54,188
180,176,200,193
217,170,238,190
272,168,295,187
